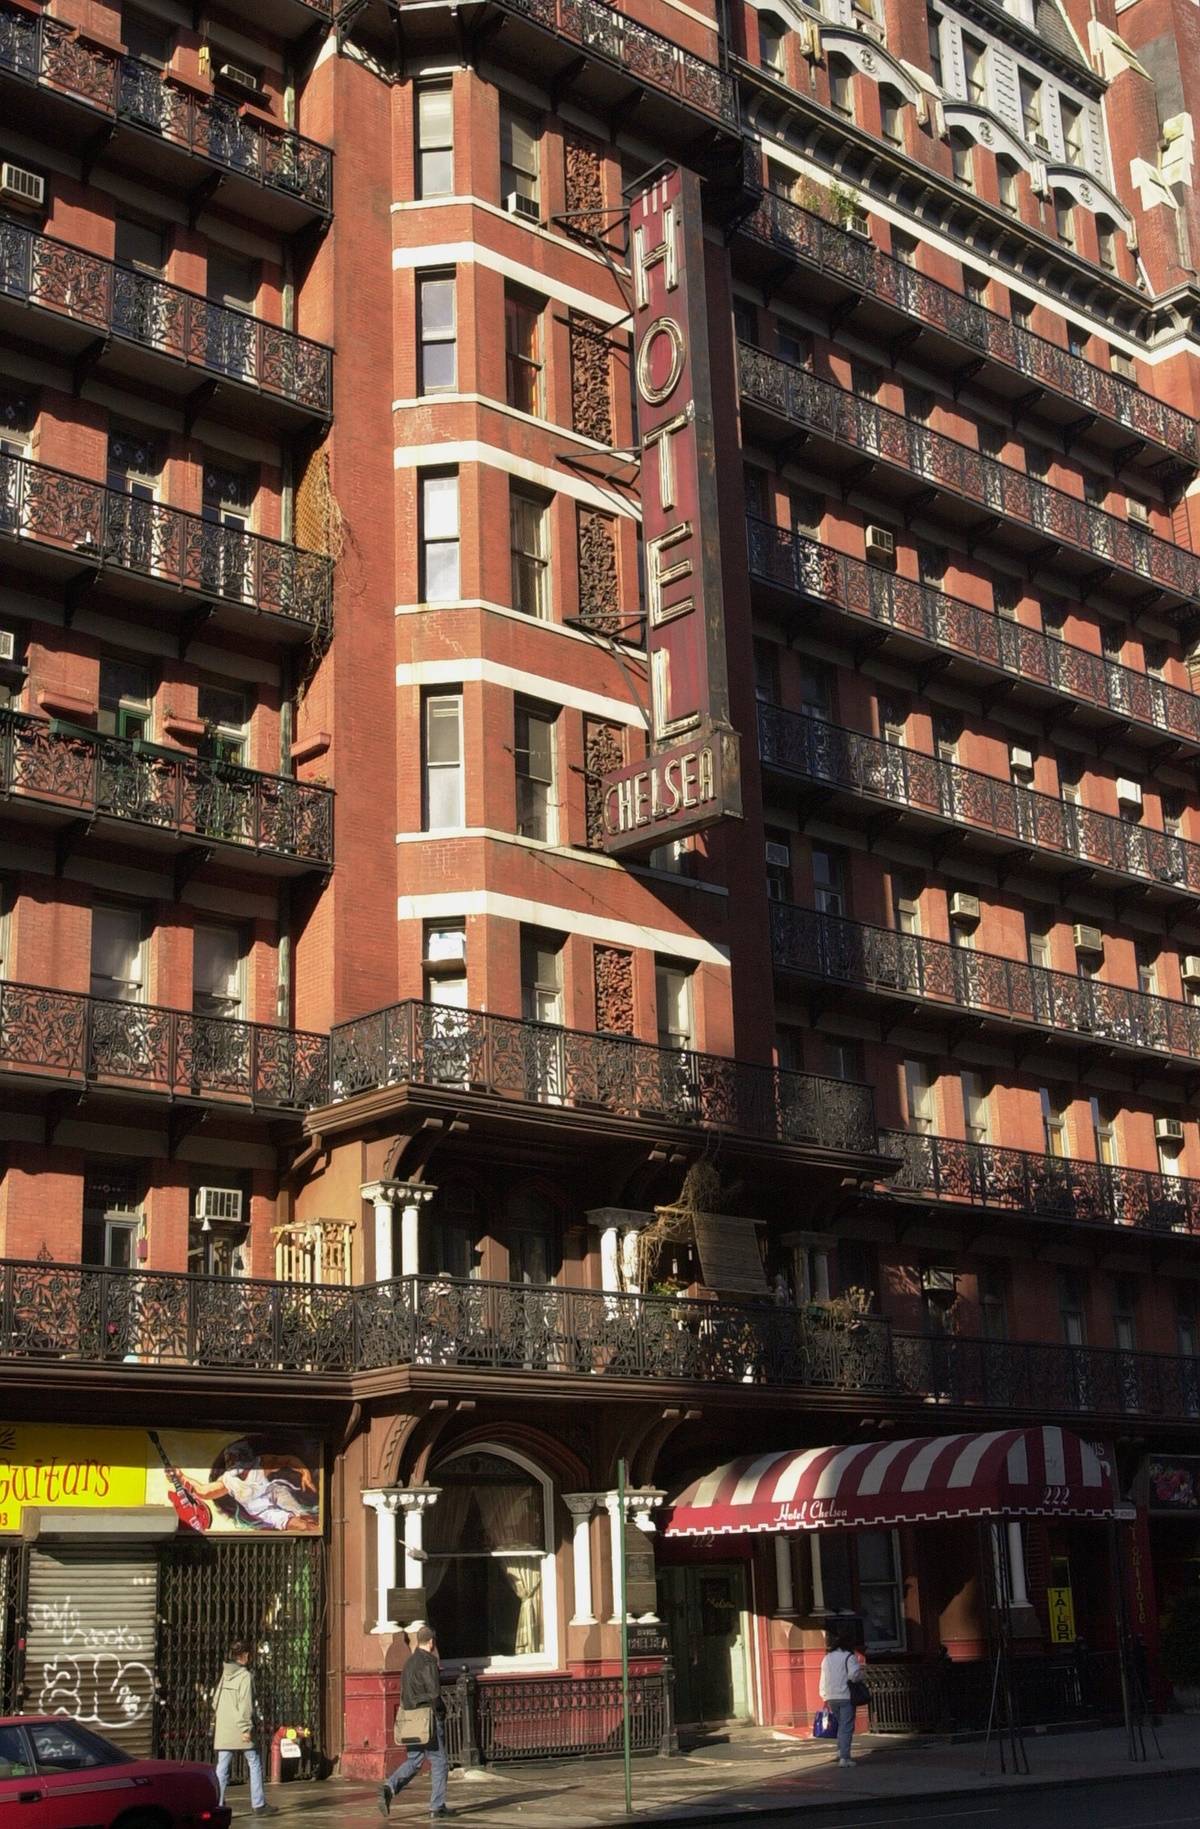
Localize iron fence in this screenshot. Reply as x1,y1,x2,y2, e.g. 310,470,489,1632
441,1666,675,1765
866,1649,1123,1734
0,4,331,212
747,517,1200,750
891,1333,1200,1421
758,705,1200,896
0,451,332,633
739,342,1200,608
0,709,333,866
769,902,1200,1065
741,188,1196,461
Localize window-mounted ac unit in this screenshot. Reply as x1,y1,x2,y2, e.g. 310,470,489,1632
0,162,44,210
865,524,895,565
1116,777,1143,808
949,892,981,926
1033,130,1051,153
923,1266,957,1295
1010,746,1034,774
1183,956,1200,984
0,629,15,664
1072,924,1103,955
1156,1117,1185,1144
1111,351,1137,383
505,192,540,223
196,1186,243,1223
1127,498,1150,527
766,840,792,868
216,60,263,94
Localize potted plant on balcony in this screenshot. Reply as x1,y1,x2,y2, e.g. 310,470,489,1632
805,1286,873,1332
1162,1590,1200,1711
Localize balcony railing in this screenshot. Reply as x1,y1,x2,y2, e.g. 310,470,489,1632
758,705,1200,899
0,5,332,214
881,1128,1200,1238
0,982,328,1109
0,452,332,634
0,220,331,417
1,1259,1197,1419
0,710,333,868
738,343,1200,610
328,997,878,1154
741,188,1197,464
747,518,1200,751
769,902,1200,1064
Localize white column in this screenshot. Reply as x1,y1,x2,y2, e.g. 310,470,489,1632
599,1228,621,1293
1007,1521,1030,1610
620,1230,641,1294
605,1492,626,1623
564,1493,599,1624
775,1536,796,1616
397,1486,440,1592
361,1182,399,1283
362,1488,403,1633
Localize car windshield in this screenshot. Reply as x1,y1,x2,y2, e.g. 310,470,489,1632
28,1720,130,1771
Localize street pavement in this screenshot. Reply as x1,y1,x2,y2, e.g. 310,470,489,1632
225,1715,1200,1826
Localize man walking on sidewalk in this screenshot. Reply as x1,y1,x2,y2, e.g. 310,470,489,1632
378,1625,450,1820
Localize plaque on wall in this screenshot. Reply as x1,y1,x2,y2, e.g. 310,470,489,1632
624,1523,658,1619
386,1588,428,1624
626,1624,669,1657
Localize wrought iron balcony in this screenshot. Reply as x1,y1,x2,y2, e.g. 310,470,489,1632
328,996,878,1154
738,343,1200,615
0,6,331,218
0,710,333,870
0,221,331,421
769,902,1200,1066
890,1331,1200,1422
741,188,1197,466
747,517,1200,755
880,1128,1200,1239
0,982,328,1110
0,451,332,637
758,705,1200,904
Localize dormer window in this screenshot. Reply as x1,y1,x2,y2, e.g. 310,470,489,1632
1061,98,1084,168
829,54,854,119
1020,72,1045,148
881,86,904,145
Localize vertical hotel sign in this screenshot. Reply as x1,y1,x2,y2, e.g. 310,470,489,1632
602,165,742,854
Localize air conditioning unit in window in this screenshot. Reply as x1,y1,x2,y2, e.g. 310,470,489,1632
1156,1116,1185,1144
865,524,896,565
949,892,981,926
766,840,791,868
505,192,540,223
1116,777,1143,808
1033,130,1051,153
1072,924,1104,955
924,1266,957,1295
0,629,15,664
216,59,263,94
1010,746,1034,774
1127,498,1150,527
1183,956,1200,984
0,162,44,210
1111,350,1137,383
196,1186,244,1223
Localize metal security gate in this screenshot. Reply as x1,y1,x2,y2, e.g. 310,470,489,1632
158,1538,325,1763
24,1545,159,1756
0,1544,19,1712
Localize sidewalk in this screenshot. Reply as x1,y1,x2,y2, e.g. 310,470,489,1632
232,1716,1200,1825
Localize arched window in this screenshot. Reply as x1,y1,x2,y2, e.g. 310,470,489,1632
759,11,786,76
880,86,904,146
950,132,974,191
425,1447,556,1666
1096,214,1117,273
997,156,1018,214
829,55,853,120
1054,190,1075,248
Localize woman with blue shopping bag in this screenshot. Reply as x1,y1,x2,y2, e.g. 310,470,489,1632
817,1626,868,1767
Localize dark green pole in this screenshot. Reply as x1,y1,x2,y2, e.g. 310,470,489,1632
618,1455,632,1814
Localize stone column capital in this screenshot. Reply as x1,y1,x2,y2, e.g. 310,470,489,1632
396,1485,441,1513
362,1486,405,1516
361,1180,437,1207
563,1491,603,1519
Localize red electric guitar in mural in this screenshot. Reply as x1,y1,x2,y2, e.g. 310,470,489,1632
147,1430,213,1532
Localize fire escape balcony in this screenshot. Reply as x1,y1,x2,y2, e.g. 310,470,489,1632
0,4,332,230
0,709,333,875
769,902,1200,1073
738,342,1200,622
758,704,1200,916
0,983,328,1110
0,451,332,644
0,221,331,431
738,189,1197,475
880,1128,1200,1245
326,996,879,1158
747,517,1200,766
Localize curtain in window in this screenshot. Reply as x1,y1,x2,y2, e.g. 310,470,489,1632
501,1560,543,1657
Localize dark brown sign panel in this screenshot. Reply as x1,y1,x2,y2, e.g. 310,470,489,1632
602,164,741,856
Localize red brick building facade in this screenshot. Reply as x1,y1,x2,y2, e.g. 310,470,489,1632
3,0,1200,1774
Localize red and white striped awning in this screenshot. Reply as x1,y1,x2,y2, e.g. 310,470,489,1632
662,1427,1116,1537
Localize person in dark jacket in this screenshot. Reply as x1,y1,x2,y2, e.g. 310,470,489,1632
378,1625,449,1819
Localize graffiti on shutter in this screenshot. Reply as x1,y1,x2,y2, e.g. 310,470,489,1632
24,1545,158,1757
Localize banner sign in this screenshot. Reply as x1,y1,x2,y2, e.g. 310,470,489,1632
0,1423,322,1536
1145,1455,1200,1510
1047,1585,1076,1644
602,163,742,855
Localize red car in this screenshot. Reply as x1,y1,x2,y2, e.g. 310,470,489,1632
0,1716,230,1828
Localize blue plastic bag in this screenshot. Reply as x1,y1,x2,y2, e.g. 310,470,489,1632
812,1707,838,1739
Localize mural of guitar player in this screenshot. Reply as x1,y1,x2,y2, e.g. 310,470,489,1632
148,1431,322,1535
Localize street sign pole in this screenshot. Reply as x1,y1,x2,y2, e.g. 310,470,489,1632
618,1455,632,1814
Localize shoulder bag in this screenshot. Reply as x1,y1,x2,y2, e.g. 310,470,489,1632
394,1704,434,1747
845,1652,870,1709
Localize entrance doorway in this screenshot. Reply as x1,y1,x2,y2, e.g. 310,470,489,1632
659,1563,752,1726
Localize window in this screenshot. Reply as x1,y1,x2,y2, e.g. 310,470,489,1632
754,641,780,705
421,471,460,601
106,430,157,569
950,134,974,191
656,961,693,1050
423,692,464,829
778,323,811,368
894,872,920,935
91,904,144,1003
98,658,151,741
826,1037,864,1082
1113,1277,1137,1352
733,297,757,345
851,362,879,402
1060,99,1084,167
418,272,456,392
197,684,247,764
904,1059,934,1135
82,1162,143,1269
1091,1095,1117,1166
426,1183,481,1279
1041,1086,1067,1157
1158,1121,1183,1181
933,714,959,766
1127,494,1150,529
123,7,171,62
812,848,845,917
500,107,539,209
798,661,833,718
424,921,467,1008
522,930,563,1026
1058,755,1081,806
1020,72,1043,145
979,1266,1008,1339
206,251,257,378
193,923,243,1018
1097,219,1117,272
505,291,542,415
1054,192,1075,248
993,576,1019,620
927,8,943,87
759,12,785,74
1083,471,1106,509
829,56,853,119
962,34,986,105
837,1238,877,1306
880,697,907,747
200,461,252,598
997,157,1018,214
812,1530,904,1649
515,702,557,842
417,84,453,197
510,488,549,619
962,1070,989,1143
425,1448,554,1664
794,1242,831,1304
1137,942,1158,997
881,87,904,145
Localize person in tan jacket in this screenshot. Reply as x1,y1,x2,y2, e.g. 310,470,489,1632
213,1641,278,1817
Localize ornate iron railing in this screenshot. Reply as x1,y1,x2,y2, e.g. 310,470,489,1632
0,219,330,415
742,189,1196,463
482,0,735,125
0,451,332,633
0,5,332,213
880,1129,1200,1238
445,1667,675,1765
328,996,878,1153
0,982,329,1108
758,705,1200,897
739,343,1200,608
890,1331,1200,1420
866,1650,1123,1734
769,902,1200,1064
747,517,1200,750
0,710,333,866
